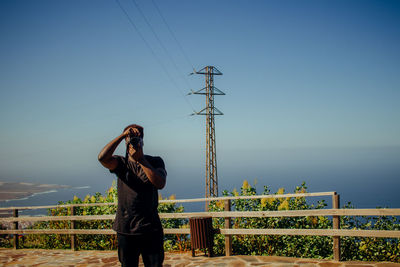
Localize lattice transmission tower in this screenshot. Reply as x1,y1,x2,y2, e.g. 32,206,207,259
189,66,225,198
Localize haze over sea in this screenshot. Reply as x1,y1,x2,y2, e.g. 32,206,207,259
0,0,399,214
1,145,399,214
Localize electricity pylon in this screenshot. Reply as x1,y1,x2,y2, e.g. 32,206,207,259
189,66,225,199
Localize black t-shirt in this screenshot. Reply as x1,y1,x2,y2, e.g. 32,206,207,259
110,155,166,235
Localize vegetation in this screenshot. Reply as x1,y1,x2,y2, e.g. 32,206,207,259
0,180,399,262
0,180,188,251
208,181,400,262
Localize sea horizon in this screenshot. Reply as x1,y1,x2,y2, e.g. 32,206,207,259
1,174,399,217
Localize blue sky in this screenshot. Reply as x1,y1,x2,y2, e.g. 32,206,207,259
0,0,399,206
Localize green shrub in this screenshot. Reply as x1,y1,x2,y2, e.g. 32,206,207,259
0,223,12,248
158,194,190,252
22,181,119,250
18,180,189,251
207,181,399,262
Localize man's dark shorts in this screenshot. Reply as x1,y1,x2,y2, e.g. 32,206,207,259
117,230,164,267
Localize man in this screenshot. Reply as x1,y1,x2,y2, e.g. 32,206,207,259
98,124,167,267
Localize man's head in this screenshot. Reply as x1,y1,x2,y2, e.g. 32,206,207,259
124,124,144,139
124,124,144,158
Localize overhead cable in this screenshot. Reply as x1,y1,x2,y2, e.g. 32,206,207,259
150,0,195,72
115,0,196,113
131,0,195,102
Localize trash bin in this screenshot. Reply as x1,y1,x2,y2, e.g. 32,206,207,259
189,216,214,257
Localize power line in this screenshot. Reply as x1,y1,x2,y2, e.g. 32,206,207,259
115,0,196,113
130,0,195,96
150,0,195,72
145,114,192,128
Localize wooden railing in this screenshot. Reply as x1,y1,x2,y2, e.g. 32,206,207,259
0,191,399,261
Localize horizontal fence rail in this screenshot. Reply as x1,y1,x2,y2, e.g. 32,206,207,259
2,209,400,223
0,191,399,261
0,191,336,211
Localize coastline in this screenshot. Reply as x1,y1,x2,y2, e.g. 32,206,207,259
0,182,71,202
0,183,94,218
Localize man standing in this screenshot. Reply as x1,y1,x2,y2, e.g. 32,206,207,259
98,124,167,267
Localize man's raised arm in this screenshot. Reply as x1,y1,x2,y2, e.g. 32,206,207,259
98,129,129,171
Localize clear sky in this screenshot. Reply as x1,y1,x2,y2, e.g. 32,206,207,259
0,0,399,207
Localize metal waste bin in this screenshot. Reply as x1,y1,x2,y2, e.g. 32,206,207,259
189,217,214,257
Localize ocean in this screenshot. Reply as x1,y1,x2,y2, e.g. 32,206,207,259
1,146,399,216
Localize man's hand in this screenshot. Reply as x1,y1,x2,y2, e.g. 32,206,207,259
124,127,144,162
123,127,141,138
130,142,144,162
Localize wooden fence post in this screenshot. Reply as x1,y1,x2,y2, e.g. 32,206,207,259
70,206,76,251
332,193,340,261
224,200,232,256
13,209,18,249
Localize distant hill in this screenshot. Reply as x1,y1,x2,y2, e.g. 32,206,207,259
0,182,70,202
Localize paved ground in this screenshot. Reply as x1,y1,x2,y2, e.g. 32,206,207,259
0,249,399,267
